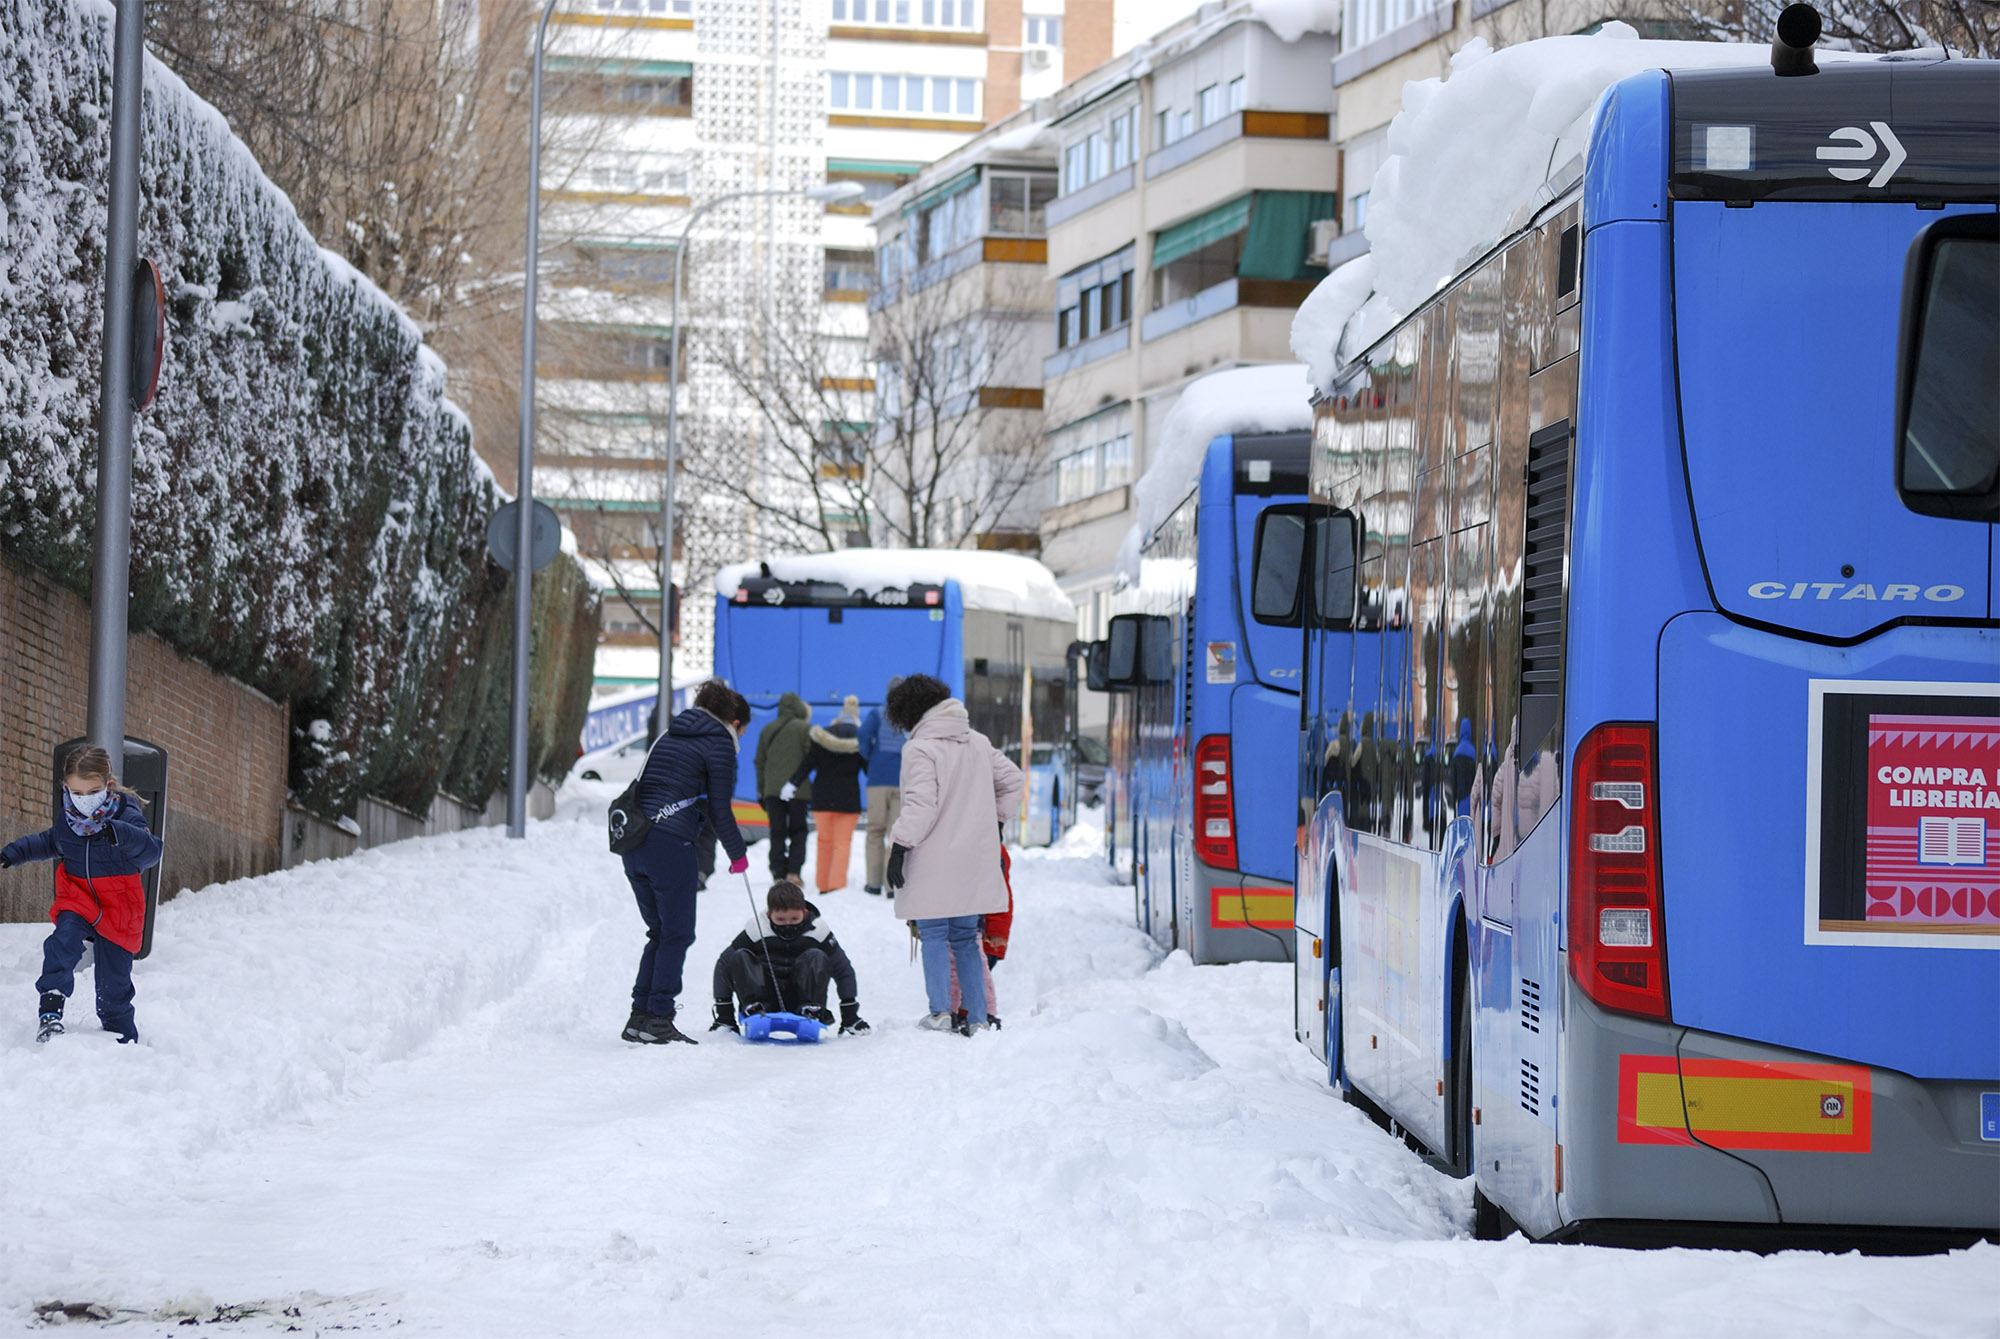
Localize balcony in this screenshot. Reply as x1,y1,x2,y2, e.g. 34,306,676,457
1044,165,1135,230
1043,324,1132,380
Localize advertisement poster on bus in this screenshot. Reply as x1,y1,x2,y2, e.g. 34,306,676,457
1805,680,2000,948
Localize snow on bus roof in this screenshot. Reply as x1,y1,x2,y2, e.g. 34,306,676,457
1115,363,1314,583
713,550,1077,624
1289,25,1823,394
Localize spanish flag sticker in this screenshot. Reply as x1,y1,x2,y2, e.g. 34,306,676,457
1618,1054,1872,1153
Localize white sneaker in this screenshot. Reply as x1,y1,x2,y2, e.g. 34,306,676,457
917,1012,957,1031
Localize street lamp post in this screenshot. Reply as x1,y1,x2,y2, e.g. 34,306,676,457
88,0,146,759
506,0,561,839
654,180,863,719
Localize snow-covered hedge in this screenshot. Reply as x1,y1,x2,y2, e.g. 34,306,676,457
0,0,595,817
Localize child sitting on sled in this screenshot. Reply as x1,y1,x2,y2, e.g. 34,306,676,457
710,879,870,1035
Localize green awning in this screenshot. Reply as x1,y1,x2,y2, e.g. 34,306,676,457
1152,195,1252,269
545,57,692,77
828,158,923,177
904,167,980,217
1239,190,1338,280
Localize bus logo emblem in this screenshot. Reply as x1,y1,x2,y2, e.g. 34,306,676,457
1820,1093,1846,1120
1818,122,1906,189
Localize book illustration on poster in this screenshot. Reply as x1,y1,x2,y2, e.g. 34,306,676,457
1806,682,2000,946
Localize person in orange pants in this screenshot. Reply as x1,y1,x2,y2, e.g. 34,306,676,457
785,694,865,894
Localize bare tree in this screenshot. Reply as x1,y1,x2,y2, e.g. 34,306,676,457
148,0,627,481
675,256,1054,556
1654,0,1998,53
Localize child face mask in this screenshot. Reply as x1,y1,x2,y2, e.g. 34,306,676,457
66,786,111,816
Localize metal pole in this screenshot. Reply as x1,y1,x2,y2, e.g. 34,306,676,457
509,0,560,839
88,0,145,760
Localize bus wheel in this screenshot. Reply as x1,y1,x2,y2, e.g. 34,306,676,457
1472,1186,1518,1241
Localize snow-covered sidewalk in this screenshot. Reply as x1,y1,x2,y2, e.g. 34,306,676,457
0,789,1992,1336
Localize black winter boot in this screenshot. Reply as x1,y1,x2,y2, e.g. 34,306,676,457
623,1010,692,1044
36,992,63,1044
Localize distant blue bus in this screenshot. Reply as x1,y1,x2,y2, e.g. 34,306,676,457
1292,57,1998,1243
711,553,1074,843
1100,431,1339,964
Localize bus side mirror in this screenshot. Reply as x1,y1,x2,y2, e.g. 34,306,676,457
1105,616,1143,689
1086,640,1111,692
1894,212,1997,524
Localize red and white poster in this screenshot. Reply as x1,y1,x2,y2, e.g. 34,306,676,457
1863,714,2000,928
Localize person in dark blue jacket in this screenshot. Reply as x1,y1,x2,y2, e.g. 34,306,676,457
2,745,164,1044
857,675,908,895
622,679,752,1045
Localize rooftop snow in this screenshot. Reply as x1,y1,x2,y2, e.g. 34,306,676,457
713,549,1077,624
1289,25,1853,392
1117,363,1314,582
1246,0,1341,41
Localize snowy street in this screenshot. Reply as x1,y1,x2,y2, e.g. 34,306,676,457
1,780,1994,1338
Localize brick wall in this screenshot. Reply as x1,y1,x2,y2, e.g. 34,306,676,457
0,551,287,926
1064,0,1113,83
985,0,1024,122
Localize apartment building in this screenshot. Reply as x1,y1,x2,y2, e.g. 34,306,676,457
1327,0,1704,269
866,108,1062,551
528,0,1111,694
1033,5,1340,651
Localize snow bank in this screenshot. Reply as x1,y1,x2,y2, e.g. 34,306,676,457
1248,0,1341,41
713,549,1077,624
1117,363,1314,582
1290,26,1785,390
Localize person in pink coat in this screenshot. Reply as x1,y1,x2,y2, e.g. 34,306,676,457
882,673,1022,1036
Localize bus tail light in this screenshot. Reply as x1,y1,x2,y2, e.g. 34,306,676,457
1569,723,1669,1021
1193,734,1237,870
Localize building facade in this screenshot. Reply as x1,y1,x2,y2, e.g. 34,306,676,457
1033,6,1340,662
526,0,1111,695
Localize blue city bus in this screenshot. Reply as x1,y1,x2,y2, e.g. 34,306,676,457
1102,430,1335,964
1292,52,1998,1243
712,553,1074,844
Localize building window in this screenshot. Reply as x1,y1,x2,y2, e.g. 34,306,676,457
833,0,977,27
585,155,687,196
1024,13,1060,44
1342,0,1444,52
595,0,691,12
830,73,979,118
1110,110,1135,170
1199,84,1224,127
916,184,980,263
1050,405,1134,504
1156,107,1194,149
988,171,1057,236
1227,76,1246,113
1055,246,1135,350
825,248,875,295
577,245,677,290
1060,111,1135,195
1153,233,1242,307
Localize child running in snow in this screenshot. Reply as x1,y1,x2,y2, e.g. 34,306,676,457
1,745,164,1044
710,879,870,1035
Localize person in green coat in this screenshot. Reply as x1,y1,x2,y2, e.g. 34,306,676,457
754,692,813,879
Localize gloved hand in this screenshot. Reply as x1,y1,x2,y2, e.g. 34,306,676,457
886,844,908,891
986,954,999,970
710,1001,738,1033
0,854,12,869
840,1001,871,1036
779,782,797,802
728,856,749,874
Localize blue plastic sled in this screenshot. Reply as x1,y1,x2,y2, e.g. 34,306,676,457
740,1011,825,1044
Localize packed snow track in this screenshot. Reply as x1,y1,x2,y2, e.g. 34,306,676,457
1,792,1992,1337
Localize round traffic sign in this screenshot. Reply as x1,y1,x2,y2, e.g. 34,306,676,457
487,500,563,573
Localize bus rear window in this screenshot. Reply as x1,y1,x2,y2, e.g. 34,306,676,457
1251,508,1307,625
1898,222,1998,520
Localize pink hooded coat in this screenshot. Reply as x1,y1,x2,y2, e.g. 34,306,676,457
889,699,1023,920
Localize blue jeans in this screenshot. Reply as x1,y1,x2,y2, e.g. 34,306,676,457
37,910,136,1040
625,834,700,1017
915,916,985,1024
